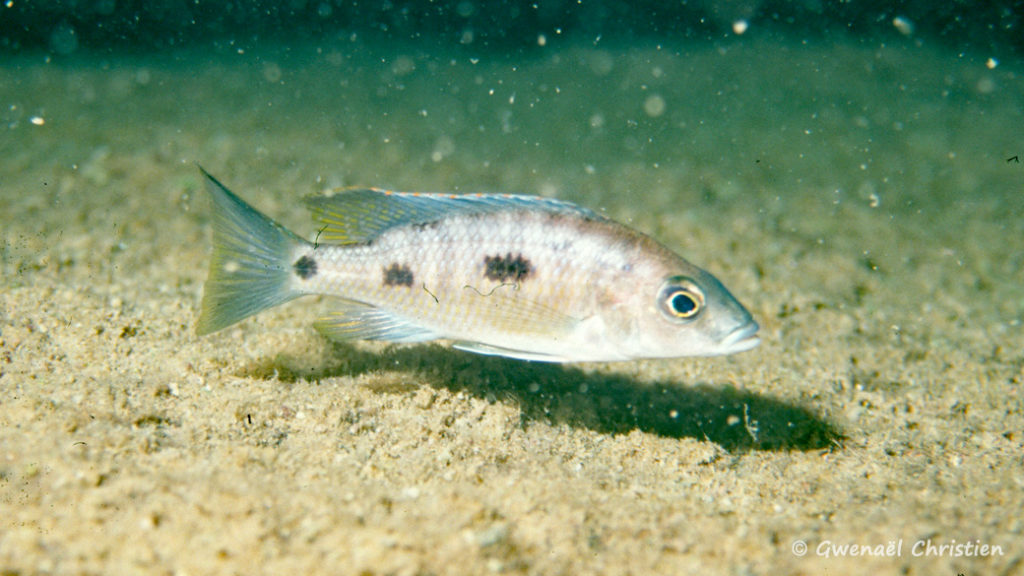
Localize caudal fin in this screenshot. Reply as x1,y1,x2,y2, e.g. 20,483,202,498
196,167,306,335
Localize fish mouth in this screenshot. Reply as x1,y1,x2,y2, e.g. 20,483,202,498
721,321,761,353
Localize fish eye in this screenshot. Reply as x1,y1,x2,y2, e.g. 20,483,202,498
658,276,704,321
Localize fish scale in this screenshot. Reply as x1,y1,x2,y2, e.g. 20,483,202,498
196,167,759,362
300,211,592,335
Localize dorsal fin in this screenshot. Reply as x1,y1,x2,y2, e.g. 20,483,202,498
303,188,601,244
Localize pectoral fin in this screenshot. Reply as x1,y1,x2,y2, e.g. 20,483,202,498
314,300,440,343
451,341,571,362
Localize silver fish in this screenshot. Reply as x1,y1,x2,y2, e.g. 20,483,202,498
195,167,759,362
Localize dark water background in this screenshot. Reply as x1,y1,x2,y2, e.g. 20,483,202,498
3,1,1022,56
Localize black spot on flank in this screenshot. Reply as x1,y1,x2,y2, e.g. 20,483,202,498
412,220,442,232
484,253,533,283
384,263,414,287
293,255,318,279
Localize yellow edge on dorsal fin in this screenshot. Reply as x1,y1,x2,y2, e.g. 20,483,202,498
302,188,600,245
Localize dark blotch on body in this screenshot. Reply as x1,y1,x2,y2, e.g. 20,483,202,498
484,253,533,283
293,255,318,279
412,220,442,232
384,263,414,287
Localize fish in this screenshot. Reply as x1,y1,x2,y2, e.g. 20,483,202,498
195,167,759,362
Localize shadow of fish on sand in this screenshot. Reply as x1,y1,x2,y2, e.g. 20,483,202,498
241,343,842,453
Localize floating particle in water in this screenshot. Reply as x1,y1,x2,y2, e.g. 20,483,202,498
643,94,666,118
431,136,455,162
30,116,44,126
456,1,474,17
892,16,914,36
986,58,998,69
391,55,415,77
262,63,282,83
588,51,614,76
732,20,749,35
49,21,78,55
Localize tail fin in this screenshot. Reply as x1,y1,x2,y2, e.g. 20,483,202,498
196,167,306,335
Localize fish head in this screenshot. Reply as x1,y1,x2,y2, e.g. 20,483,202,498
615,263,760,359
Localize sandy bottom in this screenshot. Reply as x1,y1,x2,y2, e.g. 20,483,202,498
2,36,1023,574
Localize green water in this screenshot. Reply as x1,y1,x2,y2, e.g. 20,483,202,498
3,35,1022,320
2,20,1024,575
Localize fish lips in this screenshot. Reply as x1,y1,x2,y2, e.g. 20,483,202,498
720,320,761,353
